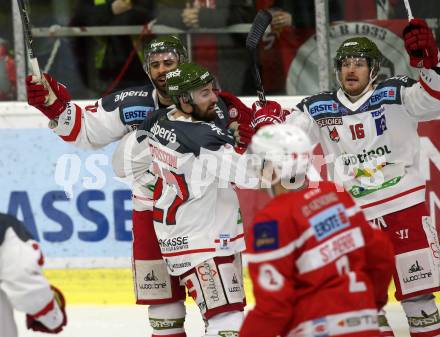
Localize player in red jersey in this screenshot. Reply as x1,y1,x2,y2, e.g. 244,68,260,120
240,123,394,337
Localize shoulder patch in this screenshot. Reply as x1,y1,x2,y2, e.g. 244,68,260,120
121,106,155,125
385,75,417,88
253,220,279,251
368,86,398,106
309,204,350,241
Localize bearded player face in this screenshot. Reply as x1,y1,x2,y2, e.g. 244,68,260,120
148,52,179,96
191,82,219,122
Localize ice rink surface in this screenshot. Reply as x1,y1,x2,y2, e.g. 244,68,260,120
16,303,410,337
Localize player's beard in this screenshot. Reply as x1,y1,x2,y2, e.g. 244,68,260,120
152,75,168,97
192,104,217,122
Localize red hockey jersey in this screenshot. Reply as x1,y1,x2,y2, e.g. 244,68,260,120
240,181,393,337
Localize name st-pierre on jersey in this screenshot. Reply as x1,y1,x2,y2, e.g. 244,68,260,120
287,66,440,220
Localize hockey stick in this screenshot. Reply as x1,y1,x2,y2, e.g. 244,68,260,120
403,0,414,20
16,0,41,79
246,10,272,105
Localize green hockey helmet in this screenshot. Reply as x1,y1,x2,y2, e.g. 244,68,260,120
334,37,382,75
143,35,188,74
166,63,214,106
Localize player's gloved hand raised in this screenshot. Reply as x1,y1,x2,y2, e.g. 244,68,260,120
251,100,289,131
26,285,67,334
218,91,255,149
403,18,439,69
26,73,71,120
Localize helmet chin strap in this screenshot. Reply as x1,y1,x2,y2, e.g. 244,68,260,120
337,66,378,102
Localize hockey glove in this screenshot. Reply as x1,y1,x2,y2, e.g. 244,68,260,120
26,285,67,334
251,100,288,131
26,73,71,120
403,18,439,69
218,91,255,149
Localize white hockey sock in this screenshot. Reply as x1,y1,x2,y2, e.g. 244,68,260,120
148,301,186,336
204,310,244,337
401,294,440,336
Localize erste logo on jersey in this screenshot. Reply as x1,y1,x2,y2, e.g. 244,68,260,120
309,100,339,117
310,204,350,241
368,86,396,106
122,106,154,124
253,220,279,251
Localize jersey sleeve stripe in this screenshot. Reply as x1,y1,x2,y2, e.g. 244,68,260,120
161,247,216,257
60,104,82,142
214,232,244,243
420,76,440,100
29,299,55,318
245,228,314,263
360,185,425,209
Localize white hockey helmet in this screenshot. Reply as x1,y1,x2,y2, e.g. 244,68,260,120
250,124,313,184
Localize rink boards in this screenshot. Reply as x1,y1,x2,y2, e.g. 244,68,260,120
43,267,407,305
0,99,439,305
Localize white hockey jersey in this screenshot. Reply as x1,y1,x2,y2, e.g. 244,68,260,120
113,108,259,276
0,214,64,337
287,66,440,220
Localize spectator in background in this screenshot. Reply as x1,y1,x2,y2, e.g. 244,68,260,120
70,0,155,95
0,38,16,101
0,2,16,101
247,0,341,95
155,0,255,95
390,0,440,47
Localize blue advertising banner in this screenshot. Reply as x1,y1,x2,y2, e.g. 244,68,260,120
0,129,133,267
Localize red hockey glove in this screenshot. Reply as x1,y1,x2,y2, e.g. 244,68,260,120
403,18,439,69
218,91,253,125
26,73,71,120
251,100,288,131
218,90,254,149
26,285,67,334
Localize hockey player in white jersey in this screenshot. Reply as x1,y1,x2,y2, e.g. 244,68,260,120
25,35,191,337
112,62,280,336
254,18,440,337
0,213,67,337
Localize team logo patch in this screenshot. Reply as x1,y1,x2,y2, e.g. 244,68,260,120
121,106,153,124
368,86,397,106
253,220,279,251
312,317,329,337
374,114,388,136
328,127,340,142
396,248,439,295
309,100,339,117
310,204,349,241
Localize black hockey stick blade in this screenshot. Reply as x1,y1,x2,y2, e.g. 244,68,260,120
246,10,272,50
246,10,272,104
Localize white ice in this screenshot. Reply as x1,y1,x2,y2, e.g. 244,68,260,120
15,303,409,337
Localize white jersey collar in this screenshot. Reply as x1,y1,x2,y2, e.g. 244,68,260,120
336,86,375,112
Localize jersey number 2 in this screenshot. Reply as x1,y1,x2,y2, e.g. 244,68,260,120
153,171,190,226
336,256,367,293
